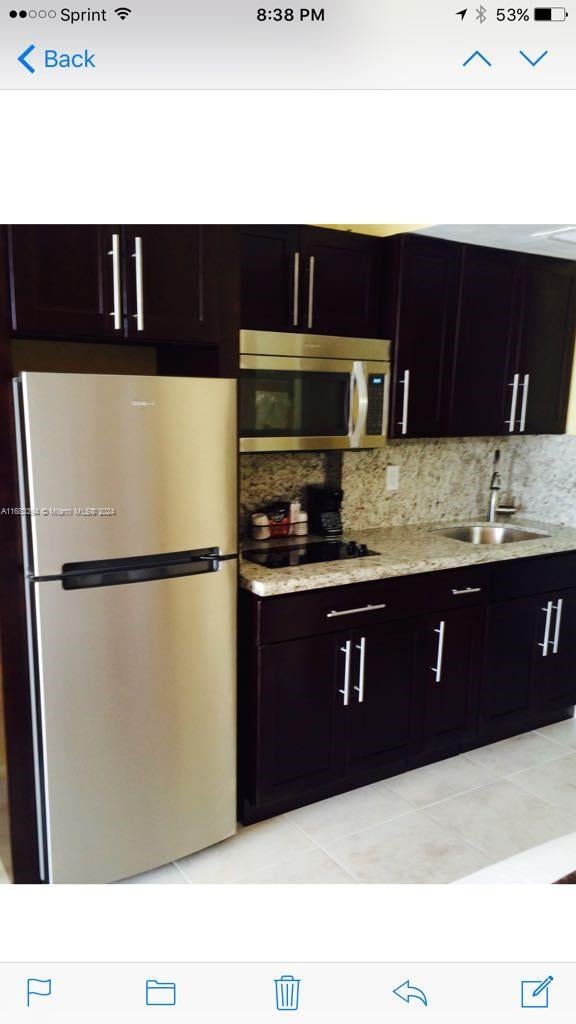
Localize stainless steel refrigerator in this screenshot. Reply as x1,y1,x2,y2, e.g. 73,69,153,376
13,372,237,884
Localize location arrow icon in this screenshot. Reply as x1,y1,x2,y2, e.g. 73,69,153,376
393,980,429,1006
456,8,467,17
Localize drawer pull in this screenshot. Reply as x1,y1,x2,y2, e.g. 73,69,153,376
327,602,387,619
451,587,482,596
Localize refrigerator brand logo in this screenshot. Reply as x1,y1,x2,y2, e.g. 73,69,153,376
131,400,156,407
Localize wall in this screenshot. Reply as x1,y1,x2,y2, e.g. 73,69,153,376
241,435,576,535
240,452,340,534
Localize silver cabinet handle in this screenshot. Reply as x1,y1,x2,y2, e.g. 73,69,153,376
552,598,564,655
354,636,366,703
339,640,352,706
505,373,520,432
451,587,482,596
431,620,446,683
108,233,122,331
518,373,530,433
132,235,144,331
292,251,300,327
327,603,386,619
398,369,410,435
307,256,315,329
539,600,553,657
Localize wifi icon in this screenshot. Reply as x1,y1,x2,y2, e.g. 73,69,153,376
115,6,131,19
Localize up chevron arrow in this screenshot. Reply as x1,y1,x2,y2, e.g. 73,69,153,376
463,49,492,67
519,49,548,66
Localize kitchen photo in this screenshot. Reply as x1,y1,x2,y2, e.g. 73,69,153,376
3,223,576,886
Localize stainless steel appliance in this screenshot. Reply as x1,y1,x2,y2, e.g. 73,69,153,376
239,330,391,452
13,372,237,884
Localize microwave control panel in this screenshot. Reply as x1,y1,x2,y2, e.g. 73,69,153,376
365,374,387,435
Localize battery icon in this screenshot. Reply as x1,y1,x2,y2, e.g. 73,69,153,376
534,7,568,18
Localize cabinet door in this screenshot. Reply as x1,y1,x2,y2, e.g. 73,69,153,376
480,596,540,732
449,245,521,436
8,225,117,339
124,226,214,343
346,620,418,778
535,591,576,711
390,235,461,438
518,257,576,435
240,226,300,332
418,607,483,752
300,227,382,338
257,635,346,805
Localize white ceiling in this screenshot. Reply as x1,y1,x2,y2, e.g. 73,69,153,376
415,225,576,261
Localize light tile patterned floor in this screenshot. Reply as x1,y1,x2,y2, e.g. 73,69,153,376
3,723,576,885
122,720,576,885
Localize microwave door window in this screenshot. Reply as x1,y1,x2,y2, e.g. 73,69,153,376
255,387,292,431
241,370,350,438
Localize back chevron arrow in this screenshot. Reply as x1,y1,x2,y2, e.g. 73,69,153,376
393,980,429,1006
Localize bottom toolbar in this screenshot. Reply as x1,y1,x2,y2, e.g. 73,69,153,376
0,963,573,1020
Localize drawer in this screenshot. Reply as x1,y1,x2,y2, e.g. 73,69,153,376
255,564,490,645
490,551,576,601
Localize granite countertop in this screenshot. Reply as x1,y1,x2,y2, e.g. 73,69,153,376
239,518,576,597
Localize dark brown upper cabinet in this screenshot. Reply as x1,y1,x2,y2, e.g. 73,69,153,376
123,226,215,344
449,245,522,437
390,236,576,438
240,226,300,333
239,225,384,338
516,256,576,435
7,225,238,356
389,234,461,438
8,225,118,340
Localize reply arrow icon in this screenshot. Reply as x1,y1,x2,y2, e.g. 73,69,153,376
393,980,429,1006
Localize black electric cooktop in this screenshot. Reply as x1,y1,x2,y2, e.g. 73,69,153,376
243,540,379,570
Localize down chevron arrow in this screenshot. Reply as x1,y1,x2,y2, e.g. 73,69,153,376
519,49,548,66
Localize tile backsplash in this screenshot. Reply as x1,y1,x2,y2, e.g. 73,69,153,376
240,434,576,535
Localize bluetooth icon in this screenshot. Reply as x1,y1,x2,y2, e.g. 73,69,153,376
475,4,487,20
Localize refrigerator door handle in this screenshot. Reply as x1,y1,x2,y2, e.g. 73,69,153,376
31,549,237,588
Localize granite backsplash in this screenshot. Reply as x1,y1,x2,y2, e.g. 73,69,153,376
240,435,576,535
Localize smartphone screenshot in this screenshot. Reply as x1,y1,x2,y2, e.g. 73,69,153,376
0,1,575,1020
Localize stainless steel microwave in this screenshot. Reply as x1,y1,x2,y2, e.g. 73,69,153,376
239,331,391,452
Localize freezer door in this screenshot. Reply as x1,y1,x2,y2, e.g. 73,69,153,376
17,373,237,576
32,560,236,883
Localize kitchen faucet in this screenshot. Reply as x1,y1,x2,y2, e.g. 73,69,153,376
488,449,501,523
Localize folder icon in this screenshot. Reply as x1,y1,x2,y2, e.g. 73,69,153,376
146,979,177,1006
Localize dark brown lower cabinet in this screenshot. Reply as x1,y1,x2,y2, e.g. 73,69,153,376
535,590,576,712
418,607,483,753
346,621,419,776
239,555,576,825
481,588,576,735
480,596,539,733
256,634,346,806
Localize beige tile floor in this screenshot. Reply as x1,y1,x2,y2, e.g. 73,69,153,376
2,721,576,885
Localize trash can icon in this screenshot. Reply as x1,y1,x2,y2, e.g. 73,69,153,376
275,975,301,1011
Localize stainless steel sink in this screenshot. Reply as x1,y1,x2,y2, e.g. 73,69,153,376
435,524,550,545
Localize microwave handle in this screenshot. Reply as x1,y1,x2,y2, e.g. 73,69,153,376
350,361,369,448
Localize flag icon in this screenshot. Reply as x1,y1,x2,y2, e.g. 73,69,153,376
27,978,52,1006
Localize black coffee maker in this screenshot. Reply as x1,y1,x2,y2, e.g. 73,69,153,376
307,485,344,537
